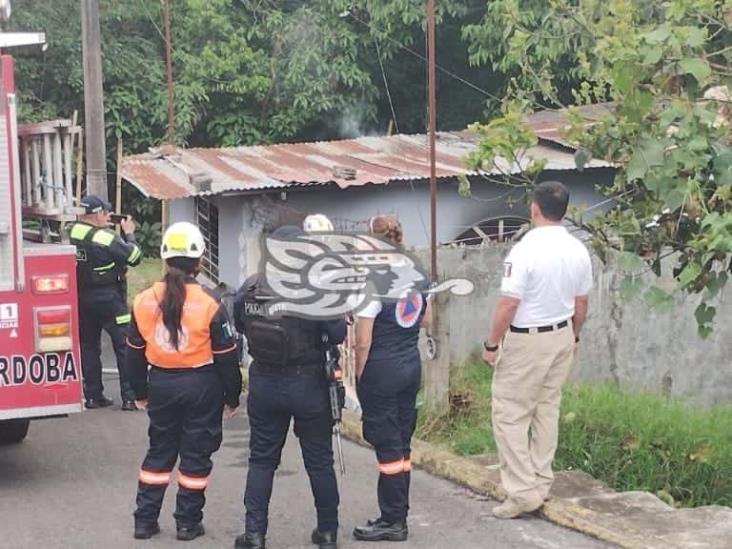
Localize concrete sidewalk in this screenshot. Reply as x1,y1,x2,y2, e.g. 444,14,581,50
340,411,732,549
0,373,610,549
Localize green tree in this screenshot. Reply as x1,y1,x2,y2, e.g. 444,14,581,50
463,0,732,335
9,0,494,150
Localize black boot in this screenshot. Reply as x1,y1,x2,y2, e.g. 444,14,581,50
133,522,160,540
176,522,205,541
85,396,113,409
311,529,337,549
353,519,408,542
121,400,139,411
234,531,266,549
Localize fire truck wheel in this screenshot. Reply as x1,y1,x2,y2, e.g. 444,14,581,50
0,419,31,445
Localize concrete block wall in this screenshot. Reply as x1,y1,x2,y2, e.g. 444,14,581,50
414,245,732,406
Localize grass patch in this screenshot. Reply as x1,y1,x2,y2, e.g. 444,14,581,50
417,360,732,508
126,258,162,302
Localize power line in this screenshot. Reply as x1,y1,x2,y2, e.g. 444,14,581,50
138,0,166,41
373,37,399,134
371,30,430,244
346,10,503,104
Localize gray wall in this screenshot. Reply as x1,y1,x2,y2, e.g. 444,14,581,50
168,169,615,289
414,246,732,406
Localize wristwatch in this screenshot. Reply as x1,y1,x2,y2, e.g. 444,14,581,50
483,341,499,352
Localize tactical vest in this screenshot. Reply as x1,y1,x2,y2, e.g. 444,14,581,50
236,276,324,368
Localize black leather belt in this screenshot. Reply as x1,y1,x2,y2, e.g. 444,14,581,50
510,320,569,334
251,363,322,376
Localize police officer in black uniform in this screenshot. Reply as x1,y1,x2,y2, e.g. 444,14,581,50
69,195,142,410
233,225,346,549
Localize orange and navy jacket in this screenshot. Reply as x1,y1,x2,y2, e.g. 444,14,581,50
125,280,242,407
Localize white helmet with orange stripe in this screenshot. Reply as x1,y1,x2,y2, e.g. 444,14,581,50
160,222,206,260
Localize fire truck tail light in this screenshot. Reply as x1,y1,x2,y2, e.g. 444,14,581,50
33,274,70,294
39,323,70,337
35,307,73,353
37,309,70,324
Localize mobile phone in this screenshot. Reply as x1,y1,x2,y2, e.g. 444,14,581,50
110,213,128,224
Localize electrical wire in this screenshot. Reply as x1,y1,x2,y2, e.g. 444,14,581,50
371,30,430,244
138,0,167,42
347,10,503,104
374,38,399,134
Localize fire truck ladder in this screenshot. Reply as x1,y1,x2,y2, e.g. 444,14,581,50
18,119,84,243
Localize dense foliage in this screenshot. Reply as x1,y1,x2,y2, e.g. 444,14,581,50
9,0,494,151
462,0,732,334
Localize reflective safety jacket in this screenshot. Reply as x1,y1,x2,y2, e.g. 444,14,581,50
69,221,142,299
126,281,242,407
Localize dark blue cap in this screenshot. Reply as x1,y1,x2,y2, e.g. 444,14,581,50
80,195,112,214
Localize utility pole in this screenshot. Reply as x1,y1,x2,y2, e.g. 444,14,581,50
162,0,175,144
81,0,107,199
427,0,437,282
160,0,175,241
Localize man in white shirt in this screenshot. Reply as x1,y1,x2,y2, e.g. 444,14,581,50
482,180,593,519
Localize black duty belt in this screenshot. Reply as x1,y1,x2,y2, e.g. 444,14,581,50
510,320,569,334
251,363,322,376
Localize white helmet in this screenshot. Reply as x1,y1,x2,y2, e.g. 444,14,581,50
303,213,334,233
160,222,206,260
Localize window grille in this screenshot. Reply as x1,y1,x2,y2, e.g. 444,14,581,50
195,197,219,284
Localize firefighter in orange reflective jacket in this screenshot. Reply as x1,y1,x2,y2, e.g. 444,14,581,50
126,222,242,542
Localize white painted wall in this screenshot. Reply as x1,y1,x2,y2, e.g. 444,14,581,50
168,169,615,289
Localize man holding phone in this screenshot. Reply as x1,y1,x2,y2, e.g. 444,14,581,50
69,195,143,411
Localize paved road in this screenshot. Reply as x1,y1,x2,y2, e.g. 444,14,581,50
0,373,611,549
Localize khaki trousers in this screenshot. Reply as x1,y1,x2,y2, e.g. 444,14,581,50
491,325,575,502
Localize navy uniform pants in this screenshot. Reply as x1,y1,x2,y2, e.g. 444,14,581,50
79,290,135,401
134,366,224,529
356,354,421,524
244,364,339,535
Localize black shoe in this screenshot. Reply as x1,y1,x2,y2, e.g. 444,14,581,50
234,531,266,549
177,523,205,541
353,519,408,542
85,397,113,409
311,529,337,549
133,522,160,540
121,400,139,411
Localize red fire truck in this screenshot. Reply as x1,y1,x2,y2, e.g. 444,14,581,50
0,27,83,444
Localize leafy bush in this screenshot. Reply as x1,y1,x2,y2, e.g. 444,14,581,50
417,361,732,508
124,185,162,258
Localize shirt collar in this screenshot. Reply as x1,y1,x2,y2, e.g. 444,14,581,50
526,224,567,238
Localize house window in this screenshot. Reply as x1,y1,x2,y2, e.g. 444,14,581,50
451,216,530,246
195,197,220,283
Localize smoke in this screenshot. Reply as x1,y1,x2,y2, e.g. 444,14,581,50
337,104,381,139
278,6,380,140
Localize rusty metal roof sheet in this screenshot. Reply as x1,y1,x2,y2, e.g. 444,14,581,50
527,102,614,148
122,109,613,200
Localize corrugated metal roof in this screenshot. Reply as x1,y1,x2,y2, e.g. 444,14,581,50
527,102,614,148
121,107,613,200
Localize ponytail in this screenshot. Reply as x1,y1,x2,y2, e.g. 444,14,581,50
161,257,199,350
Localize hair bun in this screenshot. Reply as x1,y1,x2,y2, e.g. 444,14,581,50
369,214,403,245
